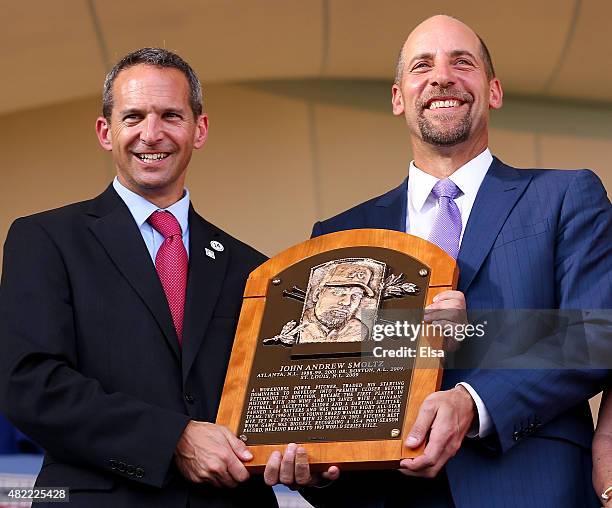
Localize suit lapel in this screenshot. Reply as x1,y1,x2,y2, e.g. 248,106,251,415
372,178,408,232
457,158,532,293
181,207,229,384
86,186,181,360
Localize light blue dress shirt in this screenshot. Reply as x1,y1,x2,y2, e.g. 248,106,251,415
112,177,190,263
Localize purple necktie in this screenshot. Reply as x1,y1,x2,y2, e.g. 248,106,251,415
428,179,462,259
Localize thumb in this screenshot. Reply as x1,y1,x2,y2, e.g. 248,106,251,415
405,399,437,448
322,466,340,482
223,428,253,461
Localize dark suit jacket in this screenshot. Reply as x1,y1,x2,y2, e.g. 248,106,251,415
0,185,277,508
305,158,611,508
0,413,42,454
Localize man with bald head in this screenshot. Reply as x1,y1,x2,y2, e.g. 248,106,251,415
266,15,611,508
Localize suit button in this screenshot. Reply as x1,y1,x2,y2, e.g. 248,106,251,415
109,459,117,470
512,430,522,441
184,393,195,404
117,461,127,473
135,468,145,479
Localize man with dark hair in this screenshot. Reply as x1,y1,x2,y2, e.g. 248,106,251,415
0,48,277,507
266,15,611,508
102,47,204,119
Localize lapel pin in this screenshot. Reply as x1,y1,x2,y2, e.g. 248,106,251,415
210,240,224,252
205,248,216,259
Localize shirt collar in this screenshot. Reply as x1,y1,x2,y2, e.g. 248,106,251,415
408,163,439,212
112,177,190,234
408,148,492,211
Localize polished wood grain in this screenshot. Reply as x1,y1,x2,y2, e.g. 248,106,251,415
217,229,458,471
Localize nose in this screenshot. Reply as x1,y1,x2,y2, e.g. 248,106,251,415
430,61,455,89
140,114,164,145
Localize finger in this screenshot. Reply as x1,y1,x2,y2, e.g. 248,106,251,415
222,427,253,462
428,319,457,329
425,301,464,312
279,443,298,485
208,460,238,488
398,460,436,478
402,452,434,472
400,453,439,477
322,465,340,482
178,460,207,485
408,404,454,472
432,290,465,304
226,454,250,484
426,294,465,312
294,447,312,485
442,334,462,352
425,304,463,314
408,436,444,471
263,451,282,486
405,396,438,447
398,460,419,476
423,310,463,323
200,472,222,488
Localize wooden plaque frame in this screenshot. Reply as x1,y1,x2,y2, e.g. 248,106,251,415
216,229,458,472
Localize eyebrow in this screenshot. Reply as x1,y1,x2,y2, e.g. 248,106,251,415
409,49,479,66
450,49,478,61
165,107,187,115
118,107,187,116
118,108,143,117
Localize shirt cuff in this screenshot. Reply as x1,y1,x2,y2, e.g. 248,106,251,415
457,382,492,438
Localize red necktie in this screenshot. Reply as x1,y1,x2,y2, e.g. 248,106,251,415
147,211,188,345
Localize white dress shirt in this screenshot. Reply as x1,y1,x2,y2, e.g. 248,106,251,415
406,148,493,438
112,177,190,263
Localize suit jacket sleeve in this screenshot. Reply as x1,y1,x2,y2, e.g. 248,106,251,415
0,217,190,488
311,221,324,238
464,169,611,453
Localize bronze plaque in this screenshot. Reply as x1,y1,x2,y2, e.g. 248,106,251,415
239,247,427,445
216,230,458,471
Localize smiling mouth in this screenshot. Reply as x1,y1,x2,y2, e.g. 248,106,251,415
134,152,170,163
426,99,464,110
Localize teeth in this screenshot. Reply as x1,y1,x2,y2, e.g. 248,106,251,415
137,153,169,161
429,100,461,110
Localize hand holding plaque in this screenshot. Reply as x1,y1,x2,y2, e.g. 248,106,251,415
263,444,340,487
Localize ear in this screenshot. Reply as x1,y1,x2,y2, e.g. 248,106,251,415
391,84,405,116
488,77,503,110
193,114,209,149
95,117,113,151
312,287,321,303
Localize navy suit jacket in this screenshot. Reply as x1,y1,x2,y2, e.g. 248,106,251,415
306,158,611,508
